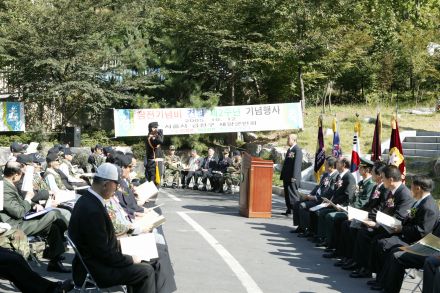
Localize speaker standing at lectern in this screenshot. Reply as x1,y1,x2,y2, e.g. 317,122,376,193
145,121,164,187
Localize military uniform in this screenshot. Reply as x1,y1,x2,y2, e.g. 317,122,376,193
224,155,241,193
0,228,29,258
164,146,182,188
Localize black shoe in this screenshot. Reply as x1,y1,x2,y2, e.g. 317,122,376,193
53,279,74,293
315,241,327,247
322,251,337,259
366,280,378,286
201,186,207,191
334,259,346,267
193,185,199,190
324,247,334,253
291,228,303,234
281,210,291,216
349,268,371,278
297,232,310,238
47,260,71,273
342,261,357,270
370,284,383,291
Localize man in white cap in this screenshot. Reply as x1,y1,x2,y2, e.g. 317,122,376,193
68,163,156,292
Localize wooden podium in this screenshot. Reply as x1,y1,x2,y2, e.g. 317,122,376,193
239,152,273,218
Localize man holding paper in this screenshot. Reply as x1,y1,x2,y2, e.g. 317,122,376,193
69,163,156,292
370,176,439,292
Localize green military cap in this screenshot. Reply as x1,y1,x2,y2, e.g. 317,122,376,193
169,145,176,150
359,157,374,167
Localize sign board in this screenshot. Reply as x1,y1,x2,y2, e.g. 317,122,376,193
0,102,25,132
114,102,303,137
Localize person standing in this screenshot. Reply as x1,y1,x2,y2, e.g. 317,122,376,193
280,134,303,216
145,122,164,187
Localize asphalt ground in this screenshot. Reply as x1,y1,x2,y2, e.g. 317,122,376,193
0,188,422,293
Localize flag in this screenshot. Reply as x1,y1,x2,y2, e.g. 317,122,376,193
350,118,361,182
332,117,342,158
314,115,326,183
371,113,382,161
388,114,405,177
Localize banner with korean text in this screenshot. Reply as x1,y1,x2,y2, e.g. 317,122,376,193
114,102,303,137
0,102,25,132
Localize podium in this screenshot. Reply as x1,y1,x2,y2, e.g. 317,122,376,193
239,152,273,218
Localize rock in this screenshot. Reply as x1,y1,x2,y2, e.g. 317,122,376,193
434,158,440,177
259,148,272,160
243,132,258,142
271,147,286,164
245,143,262,156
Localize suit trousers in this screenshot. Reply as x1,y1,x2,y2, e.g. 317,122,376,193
424,256,440,293
378,250,425,293
298,201,319,231
370,235,408,274
283,181,300,212
20,210,67,260
0,247,57,293
335,220,358,259
316,208,336,239
324,212,348,249
352,228,388,269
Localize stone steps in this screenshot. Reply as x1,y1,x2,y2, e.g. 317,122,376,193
402,133,440,158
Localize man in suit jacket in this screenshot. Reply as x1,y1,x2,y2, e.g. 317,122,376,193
0,161,69,273
198,148,218,191
68,163,155,292
350,165,415,278
280,134,303,215
369,176,439,292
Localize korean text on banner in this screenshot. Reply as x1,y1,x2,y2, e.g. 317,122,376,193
113,102,303,137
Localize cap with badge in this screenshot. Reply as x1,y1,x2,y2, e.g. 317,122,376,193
359,157,374,168
10,142,28,154
62,148,73,156
169,145,176,151
94,163,120,183
30,153,45,164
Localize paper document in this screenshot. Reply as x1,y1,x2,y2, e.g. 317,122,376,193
55,190,77,203
134,210,166,231
25,142,39,154
135,181,158,204
348,206,369,222
400,233,440,256
120,233,159,261
376,211,402,233
21,165,35,192
24,207,54,220
336,204,348,212
310,202,330,212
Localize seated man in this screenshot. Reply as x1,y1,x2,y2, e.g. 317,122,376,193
370,175,439,291
211,148,232,193
198,148,218,191
0,225,29,258
44,152,75,192
0,161,69,273
0,247,74,293
68,163,156,292
182,149,203,189
59,148,88,187
163,145,182,188
88,144,105,172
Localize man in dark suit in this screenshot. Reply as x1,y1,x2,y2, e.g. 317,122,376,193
295,156,339,235
68,163,156,292
0,161,69,273
424,256,440,293
198,148,218,191
369,176,439,291
350,165,414,278
280,134,303,216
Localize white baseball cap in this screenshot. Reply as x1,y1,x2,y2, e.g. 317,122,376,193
94,163,119,183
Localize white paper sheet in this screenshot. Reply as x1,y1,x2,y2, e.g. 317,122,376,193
310,202,330,212
135,181,158,204
21,165,34,192
120,233,159,261
376,211,402,233
347,206,369,221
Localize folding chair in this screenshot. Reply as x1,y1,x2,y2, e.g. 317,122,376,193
65,233,127,293
404,268,423,293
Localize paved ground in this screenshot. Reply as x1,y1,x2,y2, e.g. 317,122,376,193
0,188,422,292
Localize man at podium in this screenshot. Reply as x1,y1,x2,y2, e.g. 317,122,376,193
280,134,303,216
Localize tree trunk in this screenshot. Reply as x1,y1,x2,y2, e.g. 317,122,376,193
328,81,333,113
298,64,305,112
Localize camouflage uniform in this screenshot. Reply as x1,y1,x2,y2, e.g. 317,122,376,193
224,156,241,193
164,152,182,187
0,228,30,259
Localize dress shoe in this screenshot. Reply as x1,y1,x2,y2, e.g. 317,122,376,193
53,279,74,292
47,260,71,273
322,251,337,259
324,247,334,253
350,268,371,278
315,241,327,247
370,284,383,291
281,210,291,216
201,186,207,191
334,259,346,267
366,280,378,286
297,232,310,238
193,185,198,190
342,261,358,270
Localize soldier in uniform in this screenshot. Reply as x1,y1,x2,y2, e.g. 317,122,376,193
88,144,105,172
0,226,29,258
164,145,182,188
145,121,164,187
224,150,241,194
